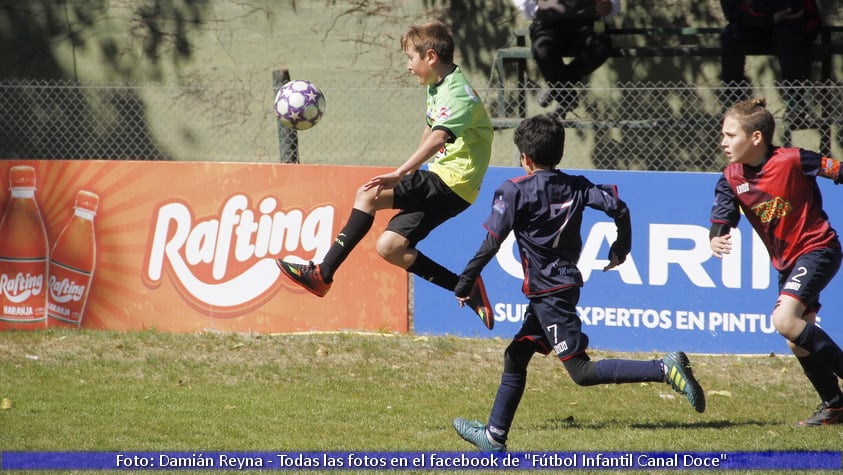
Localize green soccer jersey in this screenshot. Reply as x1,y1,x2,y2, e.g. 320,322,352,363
425,66,493,204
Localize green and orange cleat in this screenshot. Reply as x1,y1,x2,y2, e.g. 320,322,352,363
276,260,332,297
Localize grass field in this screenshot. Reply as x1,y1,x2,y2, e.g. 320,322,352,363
0,328,840,474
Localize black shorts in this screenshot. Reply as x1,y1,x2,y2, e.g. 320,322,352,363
386,169,471,246
777,247,842,313
513,287,589,361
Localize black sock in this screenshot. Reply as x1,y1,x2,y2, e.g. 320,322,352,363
796,355,842,403
793,323,843,379
406,252,459,291
320,208,374,282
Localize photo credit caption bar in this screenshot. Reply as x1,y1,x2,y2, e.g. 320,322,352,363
1,451,840,470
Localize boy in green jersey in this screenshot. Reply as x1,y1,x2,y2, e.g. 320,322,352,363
277,20,495,329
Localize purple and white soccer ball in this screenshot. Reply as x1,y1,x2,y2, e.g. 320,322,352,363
273,79,327,130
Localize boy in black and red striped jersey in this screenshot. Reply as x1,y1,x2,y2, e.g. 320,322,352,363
710,98,843,426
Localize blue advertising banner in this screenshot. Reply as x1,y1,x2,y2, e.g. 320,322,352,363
414,167,843,354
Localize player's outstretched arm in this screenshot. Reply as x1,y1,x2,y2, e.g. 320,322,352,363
455,233,500,304
363,128,449,196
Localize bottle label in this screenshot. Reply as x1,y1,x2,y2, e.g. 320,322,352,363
47,262,92,326
0,258,47,322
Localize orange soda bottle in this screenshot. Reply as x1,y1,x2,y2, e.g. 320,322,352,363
47,190,98,328
0,165,49,330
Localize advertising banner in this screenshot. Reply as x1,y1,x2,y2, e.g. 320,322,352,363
414,167,843,355
0,160,408,334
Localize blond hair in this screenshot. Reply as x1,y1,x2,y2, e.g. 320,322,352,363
400,21,455,64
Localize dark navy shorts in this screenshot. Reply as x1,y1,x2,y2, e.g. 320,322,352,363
513,287,589,361
777,247,842,313
387,170,470,246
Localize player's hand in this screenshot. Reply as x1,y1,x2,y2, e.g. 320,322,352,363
454,276,473,306
711,234,732,258
363,171,402,198
603,241,628,271
603,251,623,271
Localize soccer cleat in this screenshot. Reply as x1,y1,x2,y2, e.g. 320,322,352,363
465,277,494,330
662,351,706,413
795,398,843,427
276,259,331,297
453,418,505,453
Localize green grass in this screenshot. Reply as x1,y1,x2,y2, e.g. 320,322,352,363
0,329,840,474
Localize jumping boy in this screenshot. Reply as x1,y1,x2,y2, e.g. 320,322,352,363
276,21,495,329
710,98,843,426
452,114,705,452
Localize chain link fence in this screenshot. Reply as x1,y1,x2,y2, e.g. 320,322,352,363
490,80,843,171
1,79,841,171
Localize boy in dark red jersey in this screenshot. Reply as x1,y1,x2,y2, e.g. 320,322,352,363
451,114,705,452
710,98,843,426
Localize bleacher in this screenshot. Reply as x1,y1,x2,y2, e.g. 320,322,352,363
486,25,842,156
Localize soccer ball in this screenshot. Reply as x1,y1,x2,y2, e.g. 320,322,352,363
273,79,326,130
